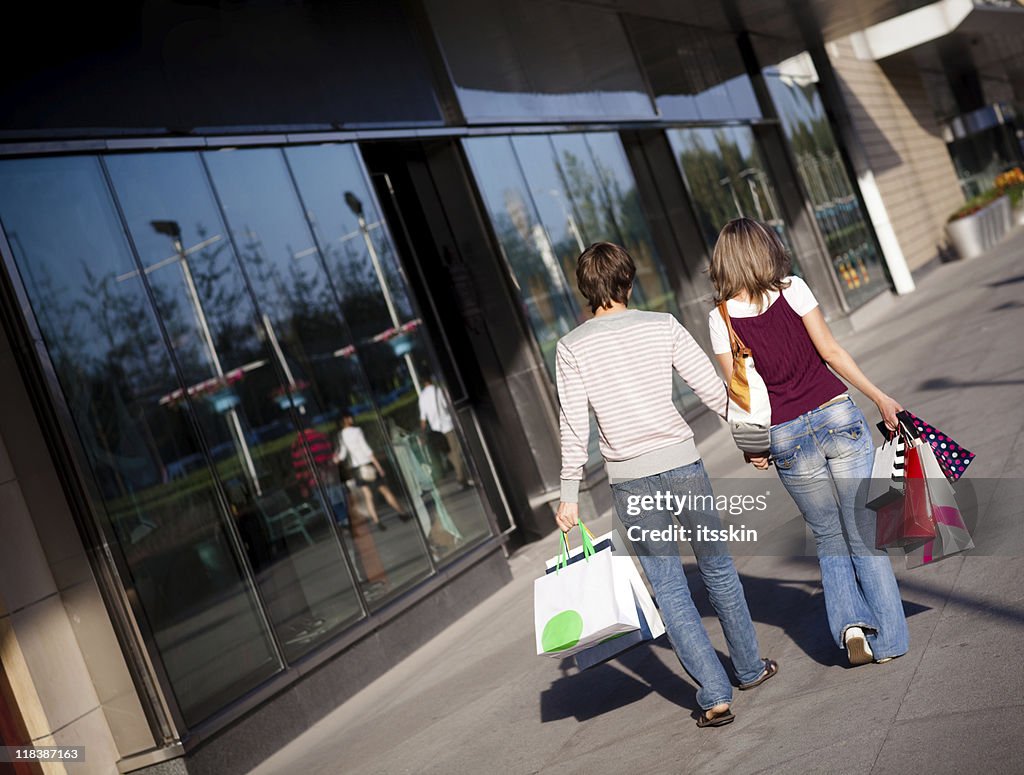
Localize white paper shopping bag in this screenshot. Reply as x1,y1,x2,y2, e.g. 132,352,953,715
544,530,665,669
534,537,639,658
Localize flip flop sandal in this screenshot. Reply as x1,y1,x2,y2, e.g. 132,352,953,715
696,708,735,728
738,658,779,690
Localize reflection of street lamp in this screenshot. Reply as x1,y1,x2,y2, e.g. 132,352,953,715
343,192,421,394
738,169,766,222
719,176,744,218
136,220,262,495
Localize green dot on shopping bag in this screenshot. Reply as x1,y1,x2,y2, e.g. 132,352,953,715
541,610,584,653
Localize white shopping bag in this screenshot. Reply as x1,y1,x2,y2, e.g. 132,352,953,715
867,432,905,511
534,531,640,658
544,530,665,670
573,591,662,670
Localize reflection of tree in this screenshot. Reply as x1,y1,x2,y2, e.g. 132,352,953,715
765,75,877,282
676,128,788,253
83,264,175,478
493,208,574,344
554,145,673,314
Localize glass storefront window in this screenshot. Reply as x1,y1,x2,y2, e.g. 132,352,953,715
283,144,493,562
574,133,678,315
106,152,365,663
762,55,888,308
465,131,694,425
202,148,435,604
463,136,580,377
0,142,499,728
667,126,799,273
467,132,681,377
0,156,281,726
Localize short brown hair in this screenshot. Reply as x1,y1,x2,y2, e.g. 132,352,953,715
575,242,636,313
709,217,791,310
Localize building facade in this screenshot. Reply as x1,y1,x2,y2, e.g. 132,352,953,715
1,1,1016,773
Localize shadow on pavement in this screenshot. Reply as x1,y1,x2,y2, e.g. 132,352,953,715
919,376,1024,390
987,273,1024,287
539,558,936,725
733,562,930,666
539,637,702,722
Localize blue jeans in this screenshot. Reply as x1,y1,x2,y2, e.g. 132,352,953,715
611,460,764,710
770,397,909,659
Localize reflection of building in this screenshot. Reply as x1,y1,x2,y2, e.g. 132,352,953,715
0,1,1013,772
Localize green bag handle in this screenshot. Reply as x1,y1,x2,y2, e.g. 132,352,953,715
555,520,596,573
579,519,596,558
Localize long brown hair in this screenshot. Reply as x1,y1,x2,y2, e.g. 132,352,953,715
709,217,791,310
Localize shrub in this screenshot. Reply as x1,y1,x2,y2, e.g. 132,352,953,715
948,188,1005,223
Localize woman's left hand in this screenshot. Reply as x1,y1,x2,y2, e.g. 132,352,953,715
744,451,771,470
876,394,903,431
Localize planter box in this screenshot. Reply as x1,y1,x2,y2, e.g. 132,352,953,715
946,195,1012,260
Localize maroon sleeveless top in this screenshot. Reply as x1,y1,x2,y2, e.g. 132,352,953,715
729,295,846,427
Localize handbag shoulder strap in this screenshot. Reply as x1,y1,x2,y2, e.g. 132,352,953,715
717,301,749,357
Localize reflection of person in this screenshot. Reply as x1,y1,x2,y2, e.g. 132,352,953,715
389,422,463,559
418,377,472,487
554,242,775,728
335,413,410,531
290,427,348,526
708,217,908,667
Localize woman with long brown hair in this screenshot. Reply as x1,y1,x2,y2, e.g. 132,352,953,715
707,217,908,666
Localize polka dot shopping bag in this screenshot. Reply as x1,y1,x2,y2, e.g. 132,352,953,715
904,411,975,481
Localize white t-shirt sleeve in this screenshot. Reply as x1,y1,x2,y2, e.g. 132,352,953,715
782,276,819,316
708,308,731,355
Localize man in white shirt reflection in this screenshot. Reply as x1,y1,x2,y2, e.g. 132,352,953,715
418,376,472,488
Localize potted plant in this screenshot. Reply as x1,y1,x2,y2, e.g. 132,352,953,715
946,186,1012,260
995,168,1024,225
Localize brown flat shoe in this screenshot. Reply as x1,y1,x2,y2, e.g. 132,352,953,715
738,658,779,690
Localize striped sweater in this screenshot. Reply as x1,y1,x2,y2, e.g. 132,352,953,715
556,309,728,502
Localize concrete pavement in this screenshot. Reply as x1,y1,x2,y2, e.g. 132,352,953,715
249,227,1024,775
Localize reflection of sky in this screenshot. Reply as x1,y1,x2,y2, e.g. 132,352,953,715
455,88,655,123
765,75,829,145
284,144,414,321
655,75,760,122
106,152,256,344
463,135,579,354
427,0,656,122
463,137,534,239
204,149,327,317
511,135,575,249
581,132,634,206
0,156,158,365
